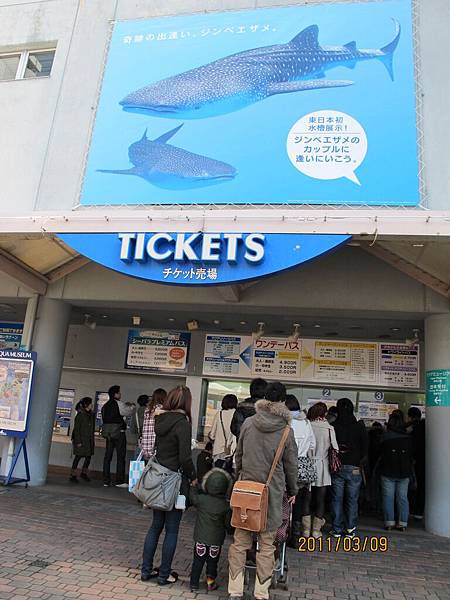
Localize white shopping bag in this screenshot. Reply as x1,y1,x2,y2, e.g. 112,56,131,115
129,450,145,492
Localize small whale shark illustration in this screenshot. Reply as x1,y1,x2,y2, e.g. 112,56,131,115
120,20,401,119
98,124,236,189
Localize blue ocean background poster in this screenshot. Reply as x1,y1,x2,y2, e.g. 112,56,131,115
81,0,419,207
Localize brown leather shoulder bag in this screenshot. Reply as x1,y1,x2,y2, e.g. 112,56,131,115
230,425,290,532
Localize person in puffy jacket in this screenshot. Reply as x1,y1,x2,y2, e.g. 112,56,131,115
228,382,298,600
230,378,267,440
379,410,413,531
286,394,316,544
189,468,232,593
141,386,196,586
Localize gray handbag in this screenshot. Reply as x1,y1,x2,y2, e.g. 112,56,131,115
133,458,182,511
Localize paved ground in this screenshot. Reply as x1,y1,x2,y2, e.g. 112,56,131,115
0,478,449,600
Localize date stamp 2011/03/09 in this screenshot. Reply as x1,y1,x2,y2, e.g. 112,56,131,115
297,536,389,553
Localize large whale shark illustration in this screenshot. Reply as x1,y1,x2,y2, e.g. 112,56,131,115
98,124,236,189
120,20,401,119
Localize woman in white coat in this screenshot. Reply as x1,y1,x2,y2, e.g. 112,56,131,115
286,395,316,543
209,394,238,464
307,402,339,538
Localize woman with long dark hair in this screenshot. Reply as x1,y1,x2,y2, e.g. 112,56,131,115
141,386,196,586
379,409,413,531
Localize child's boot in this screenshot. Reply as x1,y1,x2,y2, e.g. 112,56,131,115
206,577,218,592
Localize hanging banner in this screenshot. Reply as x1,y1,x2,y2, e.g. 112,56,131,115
125,329,190,372
251,337,302,380
379,343,419,388
0,323,23,351
203,334,252,377
80,0,418,207
0,350,36,438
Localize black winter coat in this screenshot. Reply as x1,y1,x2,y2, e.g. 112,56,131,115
230,396,264,440
155,411,196,480
379,430,413,479
72,409,95,457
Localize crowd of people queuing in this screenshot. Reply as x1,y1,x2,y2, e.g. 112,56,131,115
69,379,426,597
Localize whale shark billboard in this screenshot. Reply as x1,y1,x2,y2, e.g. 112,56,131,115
81,0,418,207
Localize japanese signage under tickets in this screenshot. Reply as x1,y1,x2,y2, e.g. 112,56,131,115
125,329,191,372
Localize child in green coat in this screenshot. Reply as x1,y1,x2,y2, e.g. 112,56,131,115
189,468,232,592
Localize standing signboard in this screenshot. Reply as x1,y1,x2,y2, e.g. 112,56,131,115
0,349,36,485
125,329,191,372
0,350,35,438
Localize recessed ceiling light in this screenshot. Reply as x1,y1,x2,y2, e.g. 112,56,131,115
101,315,109,319
390,327,401,332
213,319,221,325
313,323,321,328
168,317,175,322
412,243,424,248
240,321,247,325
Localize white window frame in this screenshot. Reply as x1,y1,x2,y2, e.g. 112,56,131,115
0,47,56,81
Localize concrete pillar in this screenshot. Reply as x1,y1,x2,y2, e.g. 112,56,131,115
425,314,450,537
27,298,71,485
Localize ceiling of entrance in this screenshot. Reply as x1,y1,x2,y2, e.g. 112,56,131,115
69,304,423,342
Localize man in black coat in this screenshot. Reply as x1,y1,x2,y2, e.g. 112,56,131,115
230,378,267,440
102,385,127,487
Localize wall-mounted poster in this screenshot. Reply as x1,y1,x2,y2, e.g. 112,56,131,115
301,340,378,385
379,343,419,388
358,402,399,421
0,350,36,437
125,329,190,372
203,334,252,377
81,0,418,207
0,323,23,350
54,388,75,433
251,337,302,381
95,391,109,430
